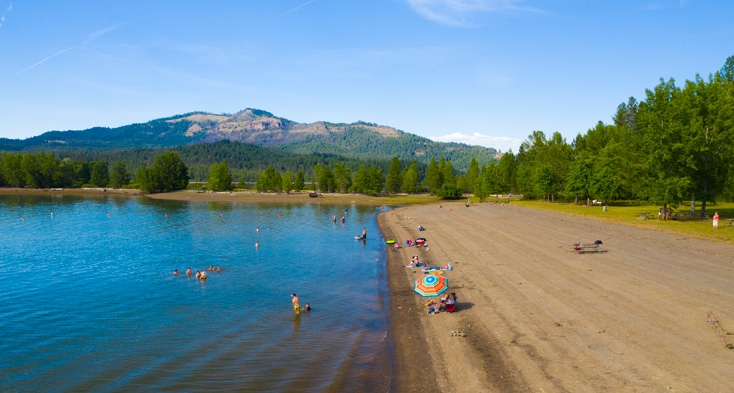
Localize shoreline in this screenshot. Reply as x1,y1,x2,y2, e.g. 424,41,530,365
0,188,437,206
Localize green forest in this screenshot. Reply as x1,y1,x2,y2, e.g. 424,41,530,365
1,56,733,210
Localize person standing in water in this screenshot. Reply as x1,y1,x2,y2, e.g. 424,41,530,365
291,293,300,314
362,227,367,239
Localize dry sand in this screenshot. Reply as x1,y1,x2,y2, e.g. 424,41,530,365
379,201,734,393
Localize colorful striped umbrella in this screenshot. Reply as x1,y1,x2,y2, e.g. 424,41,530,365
414,274,448,297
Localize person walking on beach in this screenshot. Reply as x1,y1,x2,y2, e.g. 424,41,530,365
291,293,300,314
713,212,719,229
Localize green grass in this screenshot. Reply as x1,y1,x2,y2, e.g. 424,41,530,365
507,199,734,243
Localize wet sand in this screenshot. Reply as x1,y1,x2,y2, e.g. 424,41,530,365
378,202,734,392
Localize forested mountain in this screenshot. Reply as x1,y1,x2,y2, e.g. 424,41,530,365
0,109,497,172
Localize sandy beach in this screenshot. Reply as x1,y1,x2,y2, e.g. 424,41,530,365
379,202,734,392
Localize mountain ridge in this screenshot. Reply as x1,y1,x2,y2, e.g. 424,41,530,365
0,108,499,171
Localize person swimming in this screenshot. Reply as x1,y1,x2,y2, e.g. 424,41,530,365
200,271,207,280
173,269,178,276
208,265,214,271
186,267,192,276
304,303,311,312
216,267,222,272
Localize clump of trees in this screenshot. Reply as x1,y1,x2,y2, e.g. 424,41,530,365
135,151,189,193
481,56,734,217
0,151,128,189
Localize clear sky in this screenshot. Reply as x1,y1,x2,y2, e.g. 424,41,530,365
1,1,732,152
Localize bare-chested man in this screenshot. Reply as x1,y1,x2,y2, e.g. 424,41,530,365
291,293,300,314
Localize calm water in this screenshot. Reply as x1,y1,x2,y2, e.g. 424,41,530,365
0,195,391,392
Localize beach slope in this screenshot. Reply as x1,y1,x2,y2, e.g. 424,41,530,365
379,202,734,392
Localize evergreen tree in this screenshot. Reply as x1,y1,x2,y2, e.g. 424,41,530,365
463,157,480,193
109,161,130,188
364,165,383,195
385,156,402,194
352,164,368,193
424,157,441,194
402,160,421,194
442,159,456,186
90,162,109,187
294,170,305,191
333,162,352,193
208,160,233,191
318,166,335,192
282,171,293,193
153,150,189,192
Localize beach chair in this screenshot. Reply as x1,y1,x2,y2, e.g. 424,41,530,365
573,240,603,253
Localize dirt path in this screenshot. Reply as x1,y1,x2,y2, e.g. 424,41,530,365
379,202,734,393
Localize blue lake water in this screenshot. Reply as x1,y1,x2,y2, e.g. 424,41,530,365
0,195,390,392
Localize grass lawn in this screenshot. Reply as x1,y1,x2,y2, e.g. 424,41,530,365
507,199,734,244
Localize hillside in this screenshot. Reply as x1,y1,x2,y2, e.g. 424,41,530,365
0,109,498,171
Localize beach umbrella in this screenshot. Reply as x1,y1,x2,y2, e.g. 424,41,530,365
414,274,448,297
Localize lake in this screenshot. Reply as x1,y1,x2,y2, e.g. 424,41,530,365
0,194,391,392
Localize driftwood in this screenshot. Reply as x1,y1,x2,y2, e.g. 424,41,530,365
706,311,733,349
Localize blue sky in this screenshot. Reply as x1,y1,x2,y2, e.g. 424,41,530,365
0,0,732,152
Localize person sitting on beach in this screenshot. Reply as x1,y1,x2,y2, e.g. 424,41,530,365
425,299,440,314
186,267,192,276
445,293,457,313
418,225,425,231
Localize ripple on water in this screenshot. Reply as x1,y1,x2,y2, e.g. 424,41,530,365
0,195,390,392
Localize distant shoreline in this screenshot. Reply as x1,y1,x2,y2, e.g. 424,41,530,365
0,187,142,196
0,187,440,206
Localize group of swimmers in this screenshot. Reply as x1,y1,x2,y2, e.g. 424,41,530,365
290,293,311,315
173,265,223,280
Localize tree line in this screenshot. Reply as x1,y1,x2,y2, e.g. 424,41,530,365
479,56,734,217
0,148,469,197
